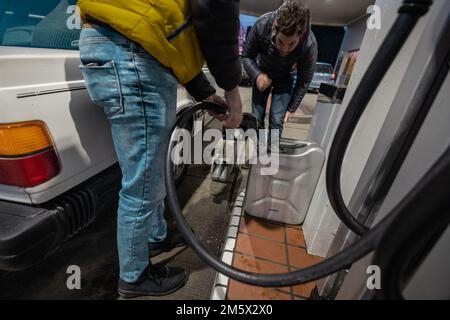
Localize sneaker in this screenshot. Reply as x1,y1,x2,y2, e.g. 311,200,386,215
148,228,188,258
118,262,187,298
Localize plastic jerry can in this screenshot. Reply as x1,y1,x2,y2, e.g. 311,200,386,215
243,139,325,225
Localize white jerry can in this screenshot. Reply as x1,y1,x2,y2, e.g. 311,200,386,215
243,139,325,225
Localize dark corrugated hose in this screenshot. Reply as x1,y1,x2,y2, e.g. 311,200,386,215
325,0,433,236
164,0,442,295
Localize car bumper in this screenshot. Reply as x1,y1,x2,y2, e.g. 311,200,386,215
0,164,121,271
310,81,334,90
309,81,322,90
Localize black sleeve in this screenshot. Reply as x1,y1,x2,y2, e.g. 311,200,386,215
287,36,318,113
184,71,216,101
190,0,242,91
241,22,262,82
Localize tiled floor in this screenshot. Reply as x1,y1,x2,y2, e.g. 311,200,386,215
210,90,319,300
225,214,324,300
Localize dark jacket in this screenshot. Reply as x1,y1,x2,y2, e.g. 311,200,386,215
185,0,242,101
242,12,318,112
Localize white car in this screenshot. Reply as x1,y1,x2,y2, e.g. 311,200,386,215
0,0,216,271
308,62,336,92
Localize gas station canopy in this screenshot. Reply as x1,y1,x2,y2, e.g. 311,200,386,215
240,0,375,26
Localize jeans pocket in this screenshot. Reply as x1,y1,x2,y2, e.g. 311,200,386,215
79,60,124,118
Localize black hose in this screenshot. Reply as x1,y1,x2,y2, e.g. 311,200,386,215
166,104,450,287
373,148,450,300
166,102,449,288
163,0,435,288
325,0,433,236
166,101,380,286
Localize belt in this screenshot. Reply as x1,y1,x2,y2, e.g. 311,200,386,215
82,15,111,29
82,22,95,29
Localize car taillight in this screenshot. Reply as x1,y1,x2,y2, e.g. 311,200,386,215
0,121,60,187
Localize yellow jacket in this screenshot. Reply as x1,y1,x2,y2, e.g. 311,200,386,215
77,0,204,85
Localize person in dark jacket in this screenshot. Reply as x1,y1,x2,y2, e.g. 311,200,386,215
242,0,317,146
77,0,242,297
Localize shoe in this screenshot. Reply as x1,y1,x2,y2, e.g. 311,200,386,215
148,227,188,258
118,262,187,298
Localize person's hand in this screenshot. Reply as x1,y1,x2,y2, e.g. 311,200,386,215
205,89,242,127
223,86,243,129
284,111,293,124
205,94,228,122
256,73,272,92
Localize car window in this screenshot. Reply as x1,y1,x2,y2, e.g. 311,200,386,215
0,0,81,50
315,64,333,74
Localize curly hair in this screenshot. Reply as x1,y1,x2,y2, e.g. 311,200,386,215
275,1,310,37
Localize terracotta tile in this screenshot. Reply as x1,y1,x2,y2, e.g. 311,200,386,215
286,224,302,230
228,254,292,300
227,280,292,300
287,245,324,269
239,215,285,242
233,253,288,274
285,227,306,247
291,282,316,297
289,265,318,298
236,233,287,264
276,288,293,296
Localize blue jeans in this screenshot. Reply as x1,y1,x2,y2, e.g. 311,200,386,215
79,25,177,283
251,85,291,146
